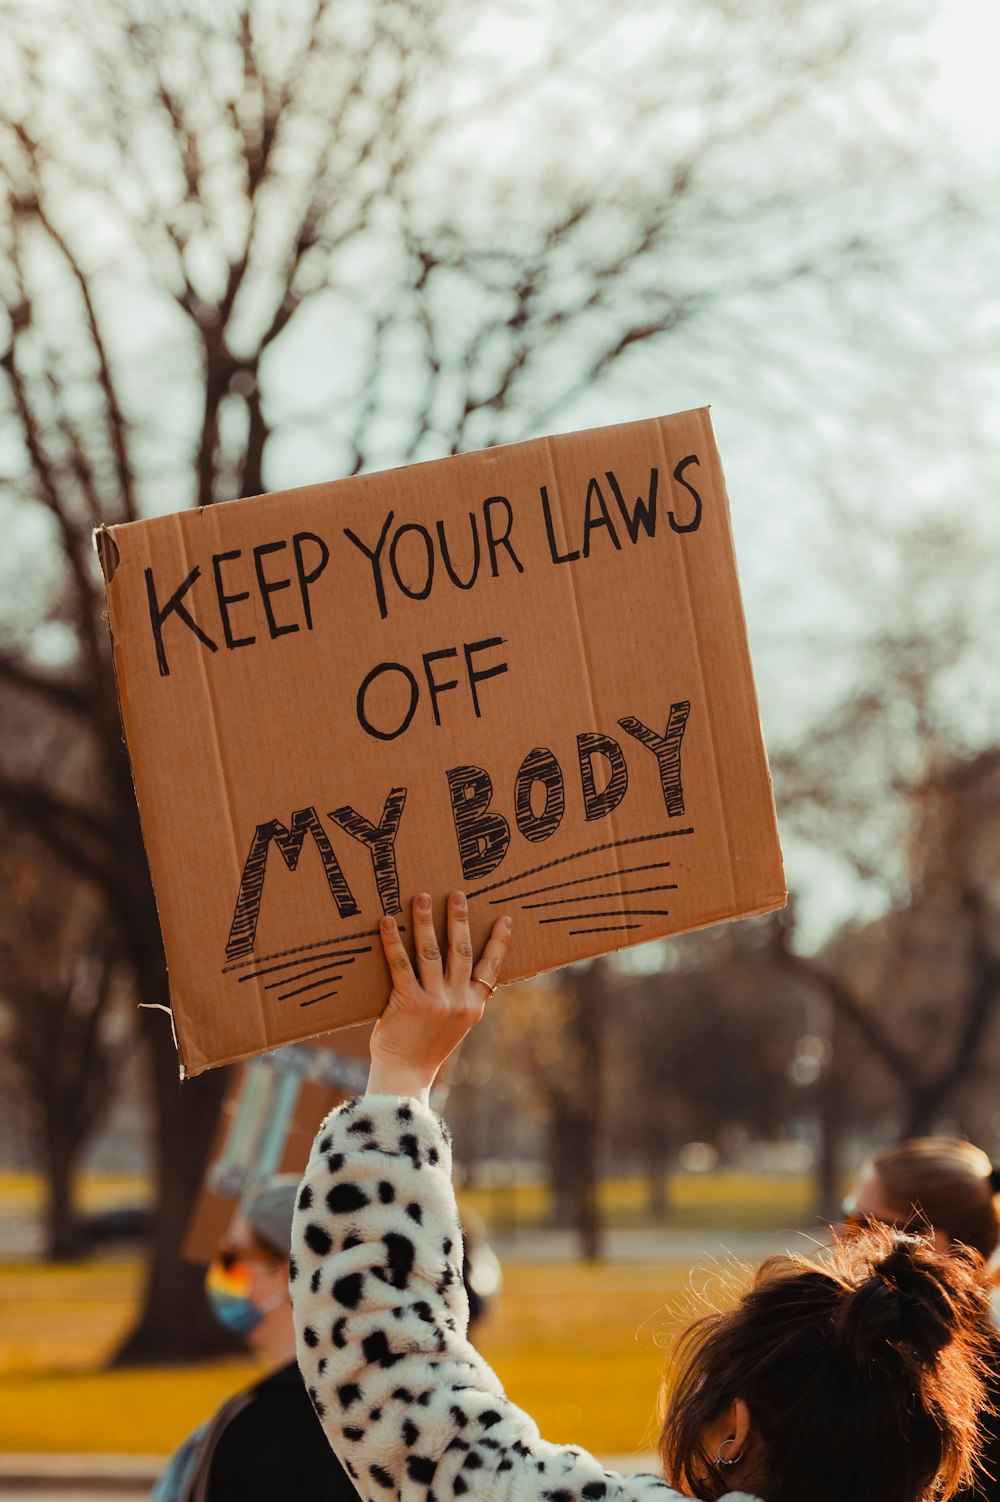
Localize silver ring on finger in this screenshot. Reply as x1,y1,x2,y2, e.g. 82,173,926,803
471,974,497,1001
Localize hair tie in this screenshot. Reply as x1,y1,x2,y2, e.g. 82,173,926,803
988,1167,1000,1194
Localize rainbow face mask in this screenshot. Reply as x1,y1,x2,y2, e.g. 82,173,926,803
205,1256,266,1338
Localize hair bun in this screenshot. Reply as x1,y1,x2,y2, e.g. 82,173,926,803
835,1237,978,1369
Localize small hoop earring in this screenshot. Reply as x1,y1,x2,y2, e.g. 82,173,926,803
716,1437,742,1467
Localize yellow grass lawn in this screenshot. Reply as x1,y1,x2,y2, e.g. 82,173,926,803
0,1258,713,1456
0,1167,816,1230
0,1172,151,1213
0,1166,801,1455
459,1172,814,1231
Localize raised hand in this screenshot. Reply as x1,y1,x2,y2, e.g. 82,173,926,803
366,891,512,1100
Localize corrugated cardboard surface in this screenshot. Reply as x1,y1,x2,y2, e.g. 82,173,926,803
100,409,785,1075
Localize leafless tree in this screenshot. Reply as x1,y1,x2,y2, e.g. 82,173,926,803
471,963,609,1259
607,920,812,1208
775,748,1000,1140
0,824,129,1259
0,0,944,1354
771,517,1000,1181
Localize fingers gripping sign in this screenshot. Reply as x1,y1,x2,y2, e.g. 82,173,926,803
445,889,475,992
471,920,509,1002
367,892,512,1101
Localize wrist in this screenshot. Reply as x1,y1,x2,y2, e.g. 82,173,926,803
366,1057,434,1105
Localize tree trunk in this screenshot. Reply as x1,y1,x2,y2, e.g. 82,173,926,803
41,1116,85,1262
546,1111,576,1229
567,961,607,1261
815,1084,846,1225
545,1107,602,1257
644,1142,671,1218
572,1111,602,1262
900,1091,944,1140
100,783,240,1363
112,963,237,1365
814,1010,848,1223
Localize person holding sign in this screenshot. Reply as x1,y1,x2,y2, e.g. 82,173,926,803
290,895,992,1502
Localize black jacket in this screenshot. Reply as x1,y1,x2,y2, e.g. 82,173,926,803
206,1360,358,1502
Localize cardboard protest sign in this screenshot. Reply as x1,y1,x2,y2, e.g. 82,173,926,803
97,409,785,1076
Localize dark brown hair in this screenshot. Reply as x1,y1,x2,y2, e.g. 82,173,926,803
872,1138,1000,1259
660,1228,991,1502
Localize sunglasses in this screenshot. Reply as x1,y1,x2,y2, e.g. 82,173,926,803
215,1246,282,1272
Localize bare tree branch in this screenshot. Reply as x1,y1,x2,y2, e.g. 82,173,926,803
0,653,89,716
771,920,924,1095
11,122,138,525
0,237,109,688
0,778,118,899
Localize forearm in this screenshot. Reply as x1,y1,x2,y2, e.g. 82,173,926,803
291,1096,684,1502
291,1096,505,1495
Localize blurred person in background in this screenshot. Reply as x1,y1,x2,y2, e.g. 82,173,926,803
150,1175,357,1502
845,1137,1000,1502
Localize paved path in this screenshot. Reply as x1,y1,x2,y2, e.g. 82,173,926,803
0,1204,43,1258
1,1214,824,1265
490,1224,823,1263
0,1453,162,1498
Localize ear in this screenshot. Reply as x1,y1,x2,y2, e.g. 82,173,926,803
703,1396,752,1465
729,1398,752,1458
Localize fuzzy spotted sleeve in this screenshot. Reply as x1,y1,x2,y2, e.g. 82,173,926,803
291,1094,691,1502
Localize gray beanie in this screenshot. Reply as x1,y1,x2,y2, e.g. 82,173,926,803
243,1174,300,1258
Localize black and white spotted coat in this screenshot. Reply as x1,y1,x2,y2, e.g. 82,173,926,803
291,1095,756,1502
